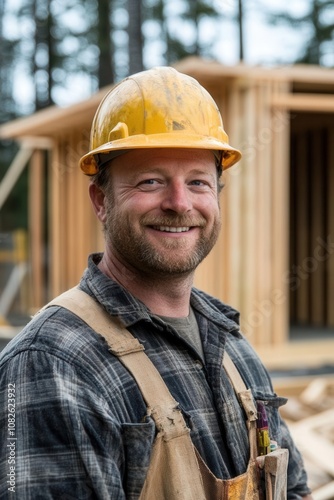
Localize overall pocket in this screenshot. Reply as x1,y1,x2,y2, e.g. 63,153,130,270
254,393,288,445
254,394,289,500
121,417,156,499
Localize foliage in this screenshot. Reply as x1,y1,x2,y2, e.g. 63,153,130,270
0,0,237,117
142,0,223,64
266,0,334,65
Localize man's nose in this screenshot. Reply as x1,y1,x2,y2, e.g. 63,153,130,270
160,181,193,214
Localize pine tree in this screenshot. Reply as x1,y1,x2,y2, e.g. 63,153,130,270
142,0,222,65
267,0,334,65
179,0,221,57
98,0,114,86
127,0,144,74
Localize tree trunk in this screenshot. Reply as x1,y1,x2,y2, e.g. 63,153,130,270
33,0,54,109
98,0,114,87
238,0,244,61
127,0,143,75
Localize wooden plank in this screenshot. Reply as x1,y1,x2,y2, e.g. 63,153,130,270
254,80,273,346
272,93,334,113
213,88,229,301
272,377,317,398
289,427,334,476
300,378,333,406
313,480,334,500
66,134,77,288
257,339,334,370
29,150,44,310
76,129,102,259
0,87,109,139
0,147,33,210
213,88,228,300
270,80,290,344
50,140,64,298
327,129,334,326
290,408,334,432
68,132,89,287
0,262,28,317
217,84,243,309
176,58,334,86
195,89,227,299
58,138,68,294
76,132,91,280
19,136,54,149
238,83,259,343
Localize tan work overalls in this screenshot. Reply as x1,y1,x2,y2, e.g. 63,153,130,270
45,288,289,500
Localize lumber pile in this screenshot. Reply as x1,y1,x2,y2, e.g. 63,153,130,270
278,377,334,500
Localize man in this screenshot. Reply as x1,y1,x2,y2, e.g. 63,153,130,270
0,67,312,498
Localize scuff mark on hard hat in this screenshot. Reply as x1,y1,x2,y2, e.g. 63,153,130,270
172,121,185,130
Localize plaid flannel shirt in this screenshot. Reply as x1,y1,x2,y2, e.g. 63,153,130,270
0,253,311,499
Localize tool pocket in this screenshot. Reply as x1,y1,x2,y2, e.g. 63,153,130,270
257,448,289,500
253,394,289,499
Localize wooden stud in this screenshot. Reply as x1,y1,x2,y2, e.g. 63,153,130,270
270,80,291,345
238,82,259,343
28,150,44,310
255,79,273,346
327,128,334,327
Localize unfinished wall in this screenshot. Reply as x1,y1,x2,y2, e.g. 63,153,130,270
194,75,291,346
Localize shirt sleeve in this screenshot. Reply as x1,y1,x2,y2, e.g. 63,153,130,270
0,349,126,499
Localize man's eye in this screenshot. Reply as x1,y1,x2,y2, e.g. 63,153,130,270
142,179,157,184
137,179,161,189
191,180,203,185
190,180,207,187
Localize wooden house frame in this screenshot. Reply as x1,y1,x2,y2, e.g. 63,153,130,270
1,57,334,367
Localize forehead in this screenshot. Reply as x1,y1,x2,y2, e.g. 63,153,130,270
109,148,217,177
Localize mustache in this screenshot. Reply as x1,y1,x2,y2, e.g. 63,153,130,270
140,215,206,227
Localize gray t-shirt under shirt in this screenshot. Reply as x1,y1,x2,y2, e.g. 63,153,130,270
157,307,204,360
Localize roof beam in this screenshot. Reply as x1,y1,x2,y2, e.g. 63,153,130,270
272,93,334,113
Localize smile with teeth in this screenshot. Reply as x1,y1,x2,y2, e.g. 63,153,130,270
153,226,191,233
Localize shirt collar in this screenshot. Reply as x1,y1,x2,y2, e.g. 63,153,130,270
79,253,152,327
80,253,240,334
190,289,241,333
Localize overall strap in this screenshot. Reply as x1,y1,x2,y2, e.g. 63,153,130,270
223,352,258,460
43,287,258,452
43,287,188,440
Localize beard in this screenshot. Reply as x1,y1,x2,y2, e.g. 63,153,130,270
103,197,221,277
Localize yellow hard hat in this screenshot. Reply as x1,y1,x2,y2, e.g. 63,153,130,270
79,66,241,175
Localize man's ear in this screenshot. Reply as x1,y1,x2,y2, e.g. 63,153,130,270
89,183,107,223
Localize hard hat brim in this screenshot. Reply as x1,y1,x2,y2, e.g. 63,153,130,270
80,133,242,175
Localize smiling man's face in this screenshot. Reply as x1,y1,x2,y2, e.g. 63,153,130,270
101,148,221,277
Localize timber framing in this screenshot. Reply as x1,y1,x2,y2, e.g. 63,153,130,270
0,57,333,360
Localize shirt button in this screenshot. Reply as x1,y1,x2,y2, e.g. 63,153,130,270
195,360,203,369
